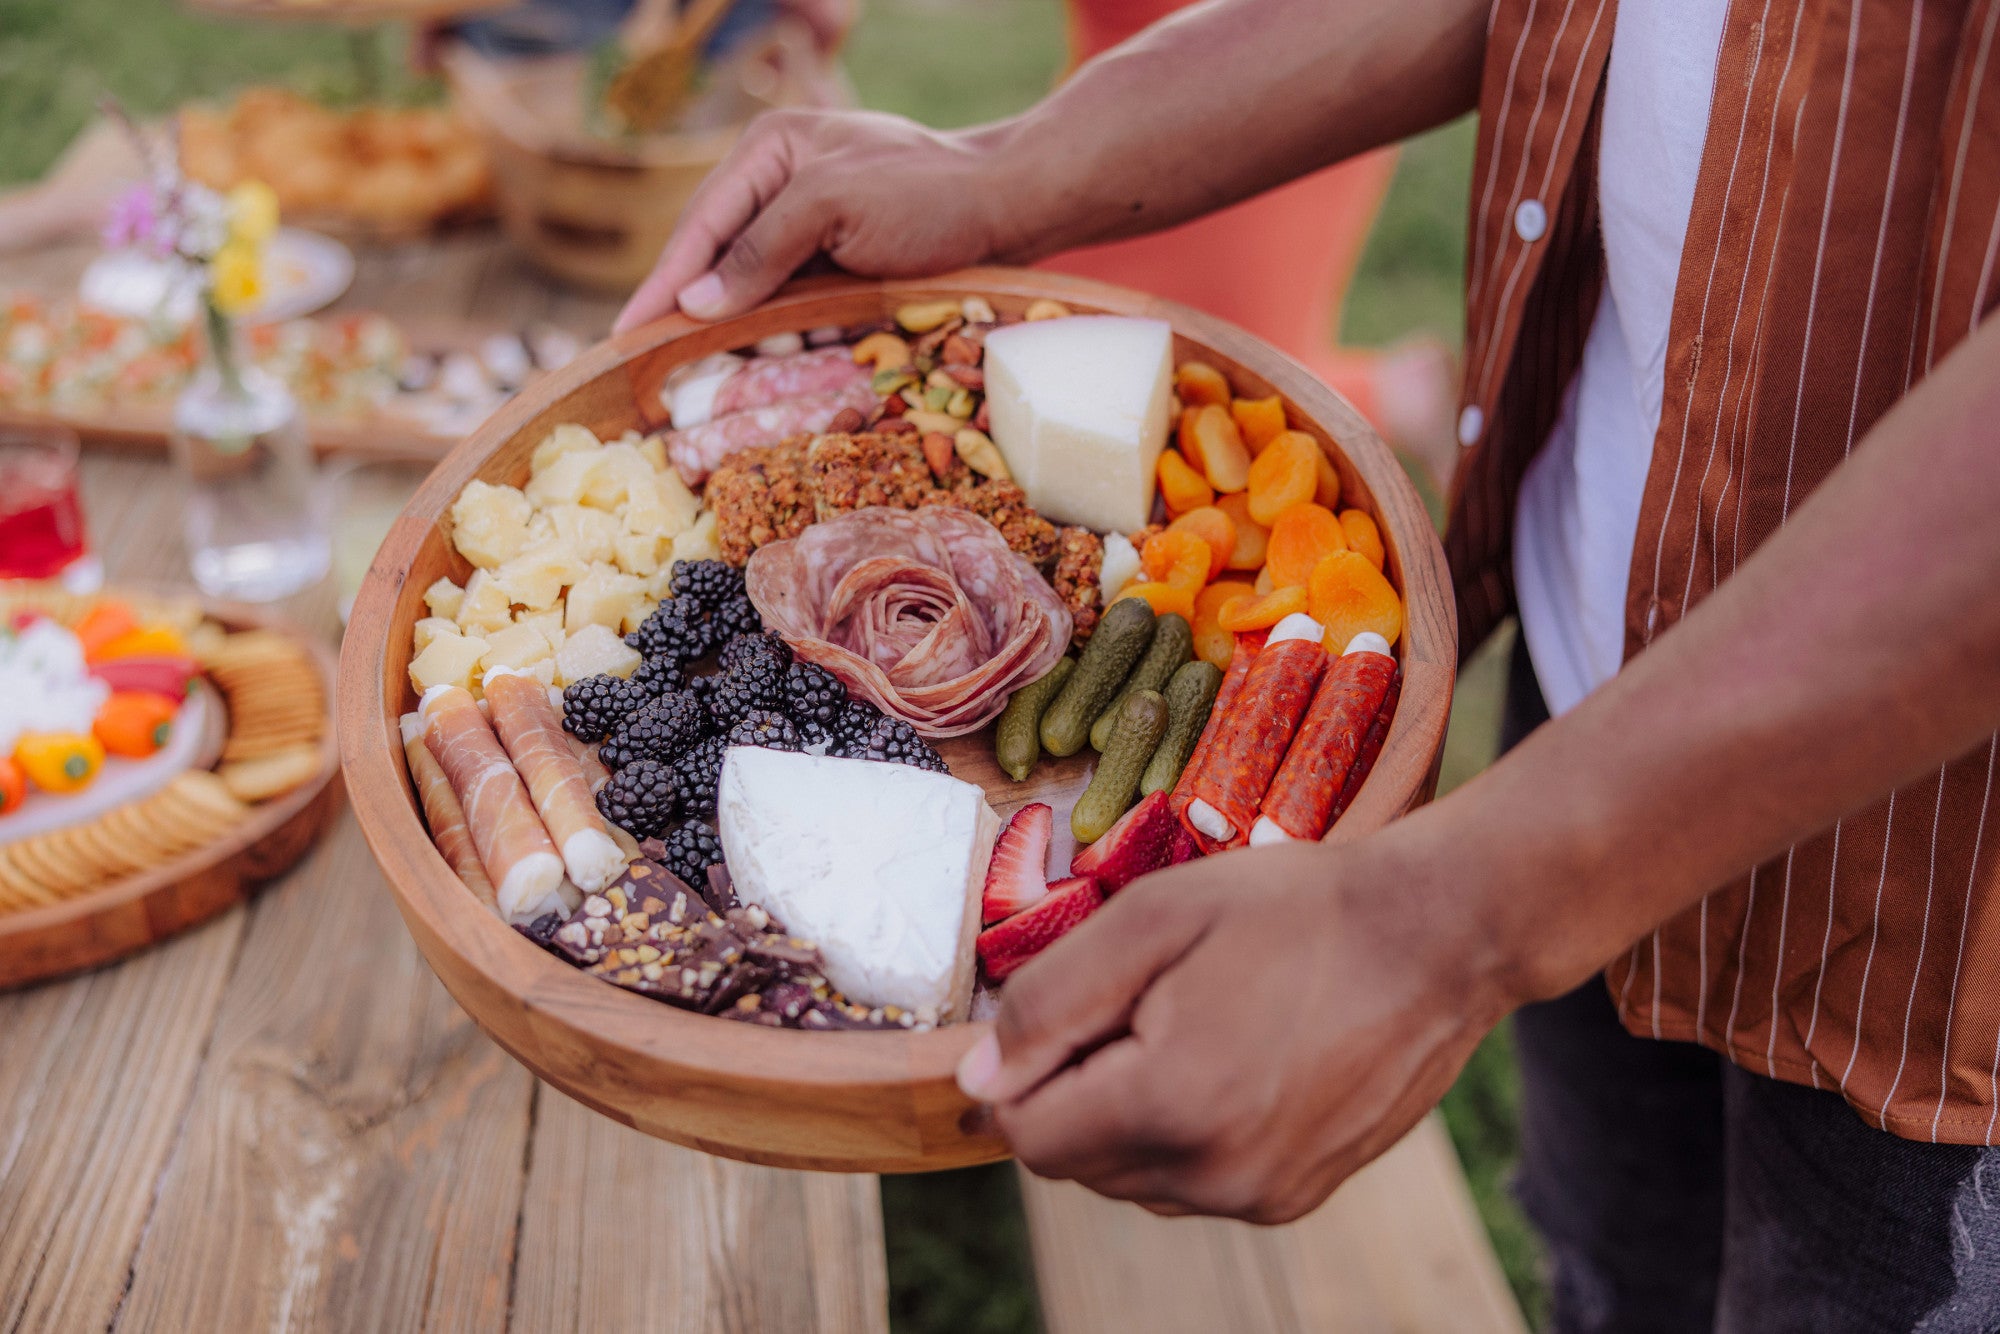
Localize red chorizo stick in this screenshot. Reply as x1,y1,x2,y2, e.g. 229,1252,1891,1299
485,670,626,894
1250,636,1398,845
1177,616,1327,849
1328,668,1400,827
1168,629,1266,836
401,712,497,911
421,684,565,921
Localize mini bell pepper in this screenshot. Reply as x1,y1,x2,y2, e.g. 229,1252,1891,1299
0,757,24,815
74,602,140,659
89,654,200,702
93,691,178,758
15,733,104,794
91,624,187,662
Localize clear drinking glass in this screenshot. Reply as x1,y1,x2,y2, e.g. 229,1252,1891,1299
0,426,101,590
169,325,329,602
324,458,430,622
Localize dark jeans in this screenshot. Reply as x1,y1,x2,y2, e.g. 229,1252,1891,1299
1502,631,2000,1333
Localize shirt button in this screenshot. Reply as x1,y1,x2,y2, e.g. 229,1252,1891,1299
1457,405,1485,446
1514,199,1548,243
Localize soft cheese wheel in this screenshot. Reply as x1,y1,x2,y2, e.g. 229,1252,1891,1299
716,748,999,1018
983,315,1174,535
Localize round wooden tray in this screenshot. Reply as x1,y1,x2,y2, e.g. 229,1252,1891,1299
340,269,1459,1173
0,607,344,990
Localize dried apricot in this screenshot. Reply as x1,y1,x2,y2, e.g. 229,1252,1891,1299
1246,431,1321,526
1230,396,1287,456
1314,448,1343,509
1265,503,1347,588
1157,449,1214,517
1176,407,1209,474
1213,493,1270,571
1338,509,1385,570
1186,404,1250,493
1141,528,1211,595
1217,584,1308,632
1117,578,1196,620
1191,581,1254,668
1167,507,1237,582
1309,550,1403,651
1175,361,1232,408
1254,565,1275,595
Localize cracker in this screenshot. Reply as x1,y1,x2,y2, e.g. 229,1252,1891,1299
10,836,86,896
219,744,323,803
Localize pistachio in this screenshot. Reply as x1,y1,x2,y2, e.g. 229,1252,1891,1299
870,367,917,396
946,388,976,419
852,331,913,370
1025,298,1073,321
923,382,954,413
895,300,962,334
955,427,1011,480
905,409,964,436
960,295,997,324
925,367,959,391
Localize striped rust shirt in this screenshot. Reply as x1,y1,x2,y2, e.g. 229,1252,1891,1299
1446,0,2000,1141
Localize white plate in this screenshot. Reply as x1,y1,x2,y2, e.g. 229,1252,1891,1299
0,686,222,844
78,228,355,326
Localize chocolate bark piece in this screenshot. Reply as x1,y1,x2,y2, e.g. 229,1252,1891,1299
704,862,742,915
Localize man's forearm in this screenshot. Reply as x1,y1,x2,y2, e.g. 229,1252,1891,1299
1402,315,2000,1009
968,0,1489,262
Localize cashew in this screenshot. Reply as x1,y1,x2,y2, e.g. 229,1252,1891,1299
1024,298,1073,321
851,331,913,370
895,300,962,334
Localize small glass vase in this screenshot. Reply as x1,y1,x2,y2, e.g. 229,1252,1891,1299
170,303,329,601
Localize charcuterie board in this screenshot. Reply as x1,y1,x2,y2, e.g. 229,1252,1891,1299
340,269,1456,1172
0,589,342,989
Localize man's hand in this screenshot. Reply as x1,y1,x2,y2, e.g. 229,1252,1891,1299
616,111,1017,330
958,835,1506,1223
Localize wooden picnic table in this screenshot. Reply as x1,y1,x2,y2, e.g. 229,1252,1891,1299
0,228,1525,1333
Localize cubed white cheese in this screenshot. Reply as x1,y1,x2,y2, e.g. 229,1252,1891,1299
982,316,1174,534
717,748,999,1018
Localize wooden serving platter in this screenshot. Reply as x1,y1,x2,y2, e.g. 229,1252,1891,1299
340,269,1458,1173
0,605,344,990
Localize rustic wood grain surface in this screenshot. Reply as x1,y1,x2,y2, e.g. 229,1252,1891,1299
2,230,1518,1333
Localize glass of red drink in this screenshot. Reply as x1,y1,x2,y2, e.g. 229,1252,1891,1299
0,427,99,588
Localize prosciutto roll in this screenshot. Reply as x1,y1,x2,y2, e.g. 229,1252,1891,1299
484,670,626,894
665,381,877,484
401,712,496,910
421,684,565,922
746,506,1073,737
1249,634,1398,845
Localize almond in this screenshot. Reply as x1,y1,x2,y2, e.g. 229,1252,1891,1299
921,432,956,480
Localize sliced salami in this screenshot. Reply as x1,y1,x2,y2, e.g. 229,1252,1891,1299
745,507,1072,737
712,346,870,418
666,380,877,484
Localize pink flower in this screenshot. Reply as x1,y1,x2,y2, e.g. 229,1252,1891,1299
101,184,172,259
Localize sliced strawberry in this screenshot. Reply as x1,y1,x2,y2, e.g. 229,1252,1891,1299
1069,790,1180,892
1167,821,1201,866
977,875,1103,981
982,802,1053,925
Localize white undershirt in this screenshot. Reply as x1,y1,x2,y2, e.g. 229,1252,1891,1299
1511,1,1731,716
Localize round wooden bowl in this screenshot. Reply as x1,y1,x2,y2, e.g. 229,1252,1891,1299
0,606,344,990
339,269,1458,1172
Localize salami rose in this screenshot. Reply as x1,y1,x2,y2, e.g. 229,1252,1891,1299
745,507,1073,738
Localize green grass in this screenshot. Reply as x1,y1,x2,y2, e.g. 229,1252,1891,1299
2,1,1539,1326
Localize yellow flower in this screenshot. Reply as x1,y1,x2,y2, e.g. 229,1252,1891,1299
225,180,279,247
210,241,263,317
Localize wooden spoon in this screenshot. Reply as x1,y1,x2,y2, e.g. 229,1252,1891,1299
606,0,737,134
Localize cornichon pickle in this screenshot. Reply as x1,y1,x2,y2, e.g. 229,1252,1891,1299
1039,598,1156,758
1139,659,1225,796
993,657,1075,781
1072,689,1170,843
1090,612,1193,751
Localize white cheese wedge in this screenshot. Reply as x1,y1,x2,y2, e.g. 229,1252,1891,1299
983,316,1174,534
717,748,1000,1018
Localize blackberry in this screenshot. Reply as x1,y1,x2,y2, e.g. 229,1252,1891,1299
728,708,802,751
670,736,730,817
796,717,835,752
595,759,678,838
718,630,789,674
599,689,710,769
856,716,950,773
783,661,847,729
658,819,725,888
829,699,885,756
669,559,746,610
707,651,787,724
714,591,762,640
562,674,649,742
630,655,683,697
625,597,716,665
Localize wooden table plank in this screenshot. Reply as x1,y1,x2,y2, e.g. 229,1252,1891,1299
509,1089,890,1334
113,817,538,1333
1021,1115,1526,1334
0,913,247,1333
